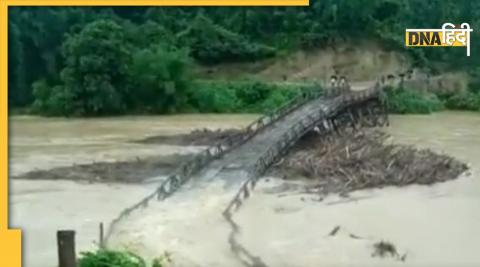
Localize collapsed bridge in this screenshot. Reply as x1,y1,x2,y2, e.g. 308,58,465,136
106,81,389,266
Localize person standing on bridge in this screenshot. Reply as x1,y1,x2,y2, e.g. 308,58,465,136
339,76,350,93
329,75,338,96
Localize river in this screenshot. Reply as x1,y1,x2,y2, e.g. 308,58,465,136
9,114,256,267
9,112,480,267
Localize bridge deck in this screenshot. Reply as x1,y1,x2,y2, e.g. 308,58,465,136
203,95,330,186
187,82,374,187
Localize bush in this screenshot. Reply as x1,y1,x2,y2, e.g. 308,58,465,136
187,82,241,113
129,45,192,113
260,89,292,111
31,80,73,116
188,80,312,113
31,80,51,113
444,90,480,111
78,249,171,267
78,250,146,267
386,87,444,114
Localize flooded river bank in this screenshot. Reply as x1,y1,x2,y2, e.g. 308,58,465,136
9,112,480,267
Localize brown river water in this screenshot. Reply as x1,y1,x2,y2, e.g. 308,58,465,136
8,112,480,267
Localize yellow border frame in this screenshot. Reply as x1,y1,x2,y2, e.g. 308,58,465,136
1,1,22,266
6,0,308,6
0,1,309,266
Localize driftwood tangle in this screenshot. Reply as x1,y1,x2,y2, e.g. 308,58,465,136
271,129,468,196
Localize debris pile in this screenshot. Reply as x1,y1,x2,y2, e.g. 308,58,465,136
372,240,407,261
273,130,468,195
14,154,192,183
135,128,242,146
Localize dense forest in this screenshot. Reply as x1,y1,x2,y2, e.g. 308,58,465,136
8,1,480,116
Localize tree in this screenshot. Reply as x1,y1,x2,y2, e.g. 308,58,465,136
129,45,192,113
60,19,131,116
8,3,480,114
8,20,28,107
176,14,276,64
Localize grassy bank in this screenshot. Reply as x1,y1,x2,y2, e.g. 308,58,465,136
187,80,315,113
30,79,317,116
20,80,480,117
386,87,480,114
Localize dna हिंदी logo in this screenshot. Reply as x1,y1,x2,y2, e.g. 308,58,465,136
405,23,473,56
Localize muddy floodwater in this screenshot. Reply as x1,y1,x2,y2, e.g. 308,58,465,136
9,112,480,267
9,114,257,267
9,115,257,175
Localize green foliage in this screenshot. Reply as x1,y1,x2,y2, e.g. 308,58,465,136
60,19,132,116
78,250,146,267
443,91,480,111
8,3,480,114
8,20,28,106
260,89,293,111
126,20,177,49
129,45,192,113
78,249,171,267
188,80,310,113
31,80,72,116
8,7,115,107
467,67,480,94
234,81,274,106
177,15,276,64
386,87,444,114
386,85,480,114
188,82,241,113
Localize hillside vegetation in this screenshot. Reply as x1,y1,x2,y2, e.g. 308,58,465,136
8,2,480,116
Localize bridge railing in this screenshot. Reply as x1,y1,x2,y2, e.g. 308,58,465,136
243,85,323,135
256,86,380,173
104,84,325,242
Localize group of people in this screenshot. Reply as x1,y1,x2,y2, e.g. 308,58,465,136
328,75,351,95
